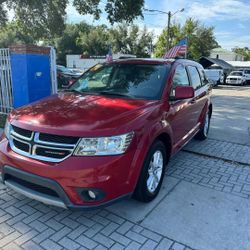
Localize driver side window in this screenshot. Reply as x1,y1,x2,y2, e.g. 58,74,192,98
170,65,190,97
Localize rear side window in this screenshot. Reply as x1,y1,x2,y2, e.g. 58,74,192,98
170,65,190,97
187,66,202,90
172,65,190,88
198,69,209,86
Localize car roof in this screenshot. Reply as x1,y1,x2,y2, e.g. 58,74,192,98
109,58,202,67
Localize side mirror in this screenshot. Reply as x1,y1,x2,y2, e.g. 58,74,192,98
174,86,195,99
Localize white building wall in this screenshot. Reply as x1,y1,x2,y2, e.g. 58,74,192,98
66,54,136,71
210,52,245,61
66,55,106,71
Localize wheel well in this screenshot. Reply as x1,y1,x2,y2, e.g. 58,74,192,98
155,133,172,163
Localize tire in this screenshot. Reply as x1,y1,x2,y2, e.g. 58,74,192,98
195,110,211,140
133,140,167,202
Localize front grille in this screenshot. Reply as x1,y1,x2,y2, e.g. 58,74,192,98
12,125,32,138
35,147,72,159
13,139,30,153
9,125,79,162
5,174,59,198
39,133,79,145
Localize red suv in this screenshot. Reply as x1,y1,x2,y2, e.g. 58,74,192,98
0,59,212,209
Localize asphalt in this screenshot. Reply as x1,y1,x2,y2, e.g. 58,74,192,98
210,85,250,146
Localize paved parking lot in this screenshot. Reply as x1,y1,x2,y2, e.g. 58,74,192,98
0,85,250,250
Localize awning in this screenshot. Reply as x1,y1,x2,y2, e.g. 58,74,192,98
199,57,234,70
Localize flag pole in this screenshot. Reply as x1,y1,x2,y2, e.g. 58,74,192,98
185,36,188,59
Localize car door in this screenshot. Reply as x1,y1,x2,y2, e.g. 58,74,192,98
167,64,196,147
186,66,209,127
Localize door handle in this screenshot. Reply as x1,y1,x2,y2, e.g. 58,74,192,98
190,99,196,104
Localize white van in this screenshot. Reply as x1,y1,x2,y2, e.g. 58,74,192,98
204,69,223,86
242,69,250,83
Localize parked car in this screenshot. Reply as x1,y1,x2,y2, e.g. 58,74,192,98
226,71,247,85
68,68,84,76
204,69,223,86
241,69,250,84
57,65,80,89
0,58,212,209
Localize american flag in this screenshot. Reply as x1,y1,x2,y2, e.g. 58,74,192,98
106,47,113,62
164,37,188,58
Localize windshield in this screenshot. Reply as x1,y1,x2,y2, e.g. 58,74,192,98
230,72,243,76
69,63,169,99
244,70,250,74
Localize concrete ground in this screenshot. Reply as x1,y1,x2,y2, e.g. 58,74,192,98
0,85,250,250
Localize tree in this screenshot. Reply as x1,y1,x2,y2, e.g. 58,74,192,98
3,0,68,40
110,24,153,57
0,0,145,41
77,25,110,56
232,47,250,61
73,0,144,24
0,22,34,48
0,4,7,26
53,22,91,65
155,18,219,60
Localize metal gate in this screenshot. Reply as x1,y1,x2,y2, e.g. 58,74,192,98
0,48,13,114
49,46,58,94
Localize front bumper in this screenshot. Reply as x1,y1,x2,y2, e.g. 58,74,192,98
1,166,131,210
0,137,140,209
226,79,244,85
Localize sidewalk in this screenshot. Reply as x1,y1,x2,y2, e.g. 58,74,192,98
0,141,249,250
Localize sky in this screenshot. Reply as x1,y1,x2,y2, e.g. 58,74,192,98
66,0,250,50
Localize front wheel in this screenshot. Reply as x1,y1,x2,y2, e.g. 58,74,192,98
133,140,167,202
195,111,211,140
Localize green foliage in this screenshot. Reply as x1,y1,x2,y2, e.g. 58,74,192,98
54,22,91,65
232,47,250,61
0,4,8,26
0,22,34,47
73,0,144,24
0,0,145,41
105,0,144,24
110,24,153,57
77,25,110,56
155,18,219,60
8,0,68,40
73,0,102,20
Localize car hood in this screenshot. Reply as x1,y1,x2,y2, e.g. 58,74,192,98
228,76,242,79
10,92,157,137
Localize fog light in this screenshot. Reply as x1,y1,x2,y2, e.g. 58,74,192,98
76,188,106,202
88,190,96,200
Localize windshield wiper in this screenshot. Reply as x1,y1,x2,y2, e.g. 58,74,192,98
62,89,82,94
98,91,132,98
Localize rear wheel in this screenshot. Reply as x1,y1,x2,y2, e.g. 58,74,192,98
133,140,167,202
195,111,211,140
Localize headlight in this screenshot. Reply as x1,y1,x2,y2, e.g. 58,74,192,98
74,132,134,156
4,120,11,140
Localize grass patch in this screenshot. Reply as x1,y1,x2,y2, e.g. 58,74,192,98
0,114,7,128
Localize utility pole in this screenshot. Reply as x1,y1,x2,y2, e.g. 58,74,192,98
144,8,185,52
166,11,171,51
